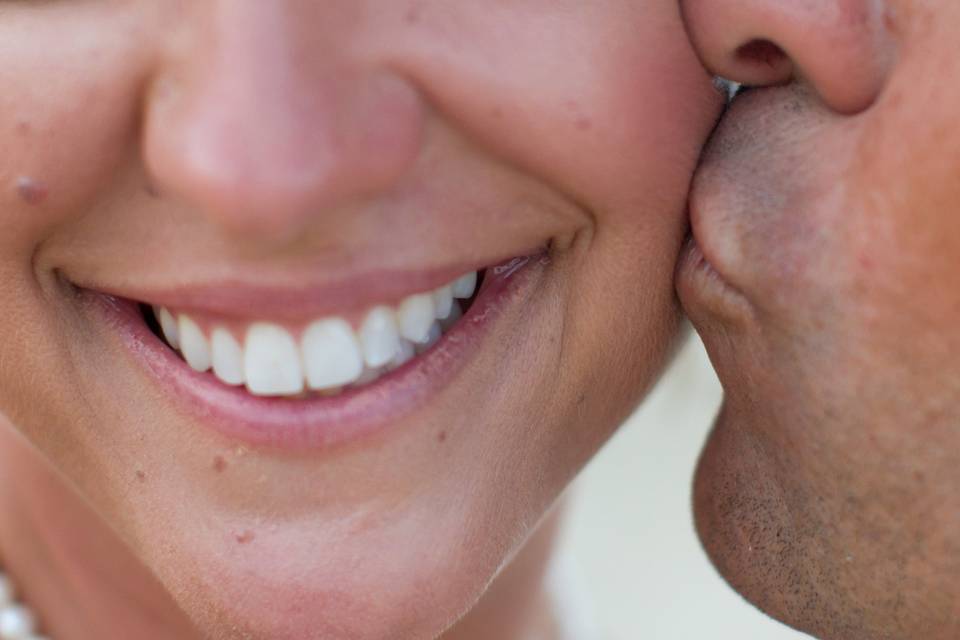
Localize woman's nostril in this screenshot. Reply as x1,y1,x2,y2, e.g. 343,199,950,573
735,39,787,69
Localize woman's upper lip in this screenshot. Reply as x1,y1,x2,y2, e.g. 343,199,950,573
78,267,475,322
64,249,540,321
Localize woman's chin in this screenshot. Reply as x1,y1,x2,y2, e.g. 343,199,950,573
148,513,493,640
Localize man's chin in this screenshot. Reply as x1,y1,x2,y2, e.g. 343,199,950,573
692,406,839,640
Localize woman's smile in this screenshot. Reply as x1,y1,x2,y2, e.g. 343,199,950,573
75,255,544,449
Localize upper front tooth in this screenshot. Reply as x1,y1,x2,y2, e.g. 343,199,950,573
244,323,304,396
156,307,180,349
451,272,477,299
211,328,245,386
359,306,401,368
433,285,454,320
178,314,212,372
0,604,36,639
388,338,416,370
416,321,442,354
163,274,472,395
301,318,364,390
439,300,462,331
354,365,383,386
397,293,436,343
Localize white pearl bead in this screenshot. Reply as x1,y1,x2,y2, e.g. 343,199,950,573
0,574,14,607
0,604,37,639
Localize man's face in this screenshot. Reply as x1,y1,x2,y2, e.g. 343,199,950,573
680,1,960,638
0,2,720,639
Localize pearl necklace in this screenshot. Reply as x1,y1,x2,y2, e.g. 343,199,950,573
0,571,48,640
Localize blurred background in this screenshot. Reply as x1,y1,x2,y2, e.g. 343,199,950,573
557,334,811,639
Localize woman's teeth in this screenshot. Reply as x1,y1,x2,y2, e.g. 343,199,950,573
150,272,477,397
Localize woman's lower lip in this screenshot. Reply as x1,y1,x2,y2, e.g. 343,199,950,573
83,255,545,451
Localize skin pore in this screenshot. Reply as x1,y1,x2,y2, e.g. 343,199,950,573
679,1,960,638
0,2,721,639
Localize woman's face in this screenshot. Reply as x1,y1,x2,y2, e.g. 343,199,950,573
0,2,719,638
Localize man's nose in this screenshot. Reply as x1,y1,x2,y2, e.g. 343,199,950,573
681,0,895,113
142,3,425,244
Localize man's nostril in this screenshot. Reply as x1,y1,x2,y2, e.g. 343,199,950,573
735,39,787,69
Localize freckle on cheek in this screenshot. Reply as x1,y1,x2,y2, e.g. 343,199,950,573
213,455,228,473
883,6,900,34
15,176,48,205
235,530,255,545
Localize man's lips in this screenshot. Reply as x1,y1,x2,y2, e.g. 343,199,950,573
677,88,774,323
676,232,753,323
79,254,546,450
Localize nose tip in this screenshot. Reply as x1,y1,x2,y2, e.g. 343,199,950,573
145,72,424,241
682,0,895,114
141,6,425,243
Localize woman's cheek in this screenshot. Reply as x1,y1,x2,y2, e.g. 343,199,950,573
0,10,150,255
386,2,721,235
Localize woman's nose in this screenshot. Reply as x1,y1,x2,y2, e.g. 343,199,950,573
681,0,896,113
142,3,425,244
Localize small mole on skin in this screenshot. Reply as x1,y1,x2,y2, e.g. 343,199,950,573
213,455,227,473
135,470,147,483
15,121,30,135
144,182,160,198
235,530,255,545
437,431,447,443
405,6,421,24
883,8,899,34
575,117,592,131
16,176,48,205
